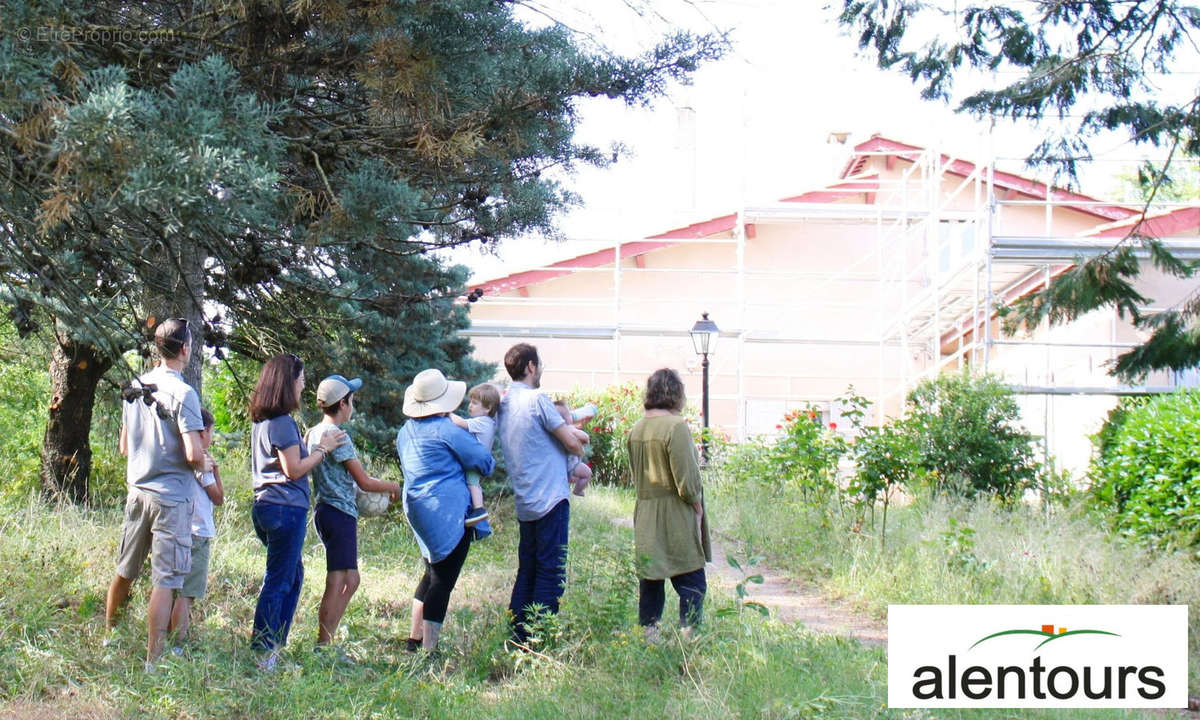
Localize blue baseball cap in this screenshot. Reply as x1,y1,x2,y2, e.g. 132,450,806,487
316,374,363,407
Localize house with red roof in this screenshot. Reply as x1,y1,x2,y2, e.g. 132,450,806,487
463,135,1200,472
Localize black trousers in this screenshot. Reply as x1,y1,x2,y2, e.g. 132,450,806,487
638,567,707,627
413,531,471,624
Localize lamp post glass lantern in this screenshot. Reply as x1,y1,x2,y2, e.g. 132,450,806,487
689,312,719,356
689,312,719,461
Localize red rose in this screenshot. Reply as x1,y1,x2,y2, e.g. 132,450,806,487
829,422,838,430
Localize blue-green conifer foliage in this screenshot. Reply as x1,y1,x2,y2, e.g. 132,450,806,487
0,0,725,488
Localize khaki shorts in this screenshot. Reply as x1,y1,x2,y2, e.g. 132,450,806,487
115,488,193,589
179,535,212,599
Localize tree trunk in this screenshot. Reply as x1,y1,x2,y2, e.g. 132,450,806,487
41,339,112,503
144,239,206,393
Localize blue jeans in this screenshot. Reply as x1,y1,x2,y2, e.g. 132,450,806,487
251,501,307,651
638,567,707,627
509,499,569,640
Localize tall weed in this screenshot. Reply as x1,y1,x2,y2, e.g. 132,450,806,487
0,480,1174,718
0,323,51,503
712,470,1200,693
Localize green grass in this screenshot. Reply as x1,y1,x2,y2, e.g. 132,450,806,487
0,472,1176,719
709,469,1200,699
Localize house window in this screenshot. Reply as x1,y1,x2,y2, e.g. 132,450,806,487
935,221,976,275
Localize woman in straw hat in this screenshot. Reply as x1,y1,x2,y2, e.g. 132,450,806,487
395,368,495,652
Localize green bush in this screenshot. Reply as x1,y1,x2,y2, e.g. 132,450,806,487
558,380,711,488
902,372,1039,501
204,352,257,435
720,436,776,488
1093,395,1151,459
1090,389,1200,549
0,323,50,503
847,422,922,541
712,410,840,498
717,389,868,503
559,381,644,487
87,387,128,506
849,423,918,501
772,406,849,498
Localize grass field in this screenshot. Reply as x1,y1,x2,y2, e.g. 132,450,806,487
0,470,1180,719
709,471,1200,701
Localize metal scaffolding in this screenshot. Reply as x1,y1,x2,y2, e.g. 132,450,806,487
461,135,1200,445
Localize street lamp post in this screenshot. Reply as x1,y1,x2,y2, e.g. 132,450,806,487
689,312,720,462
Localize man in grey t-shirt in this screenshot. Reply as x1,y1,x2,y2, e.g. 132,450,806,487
497,343,585,642
105,318,208,668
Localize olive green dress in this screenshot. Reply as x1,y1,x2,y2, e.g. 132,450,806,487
627,414,712,580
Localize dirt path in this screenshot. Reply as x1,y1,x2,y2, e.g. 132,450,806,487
610,517,886,648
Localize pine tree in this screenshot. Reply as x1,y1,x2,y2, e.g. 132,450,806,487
838,1,1200,380
1,0,725,500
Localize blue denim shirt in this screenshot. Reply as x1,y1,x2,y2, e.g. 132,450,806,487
396,415,495,562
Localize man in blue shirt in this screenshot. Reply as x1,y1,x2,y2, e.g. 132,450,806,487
497,343,585,643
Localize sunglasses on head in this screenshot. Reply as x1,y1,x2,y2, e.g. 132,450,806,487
284,353,304,376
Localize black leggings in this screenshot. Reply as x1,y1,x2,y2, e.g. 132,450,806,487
413,531,471,624
639,568,707,628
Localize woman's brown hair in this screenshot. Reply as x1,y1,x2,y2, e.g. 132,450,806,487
249,353,304,422
644,368,686,411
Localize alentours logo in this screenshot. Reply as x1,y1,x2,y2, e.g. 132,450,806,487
888,605,1187,709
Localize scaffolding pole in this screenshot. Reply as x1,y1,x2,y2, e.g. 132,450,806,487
463,129,1199,441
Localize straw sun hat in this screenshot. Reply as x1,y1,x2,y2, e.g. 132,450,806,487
402,368,466,418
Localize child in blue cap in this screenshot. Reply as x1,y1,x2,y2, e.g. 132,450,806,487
307,374,400,655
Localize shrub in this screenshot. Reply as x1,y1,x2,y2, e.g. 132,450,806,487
716,390,869,505
0,321,126,506
720,436,776,488
87,387,127,506
710,409,844,499
902,372,1039,501
847,422,921,543
559,381,645,487
0,322,51,503
204,352,257,435
558,380,709,488
1092,395,1150,459
773,406,848,499
1090,389,1200,549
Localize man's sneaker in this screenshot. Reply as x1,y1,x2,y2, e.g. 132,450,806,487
465,506,488,527
473,518,493,541
404,637,422,653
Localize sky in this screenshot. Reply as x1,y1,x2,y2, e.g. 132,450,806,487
448,0,1196,284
